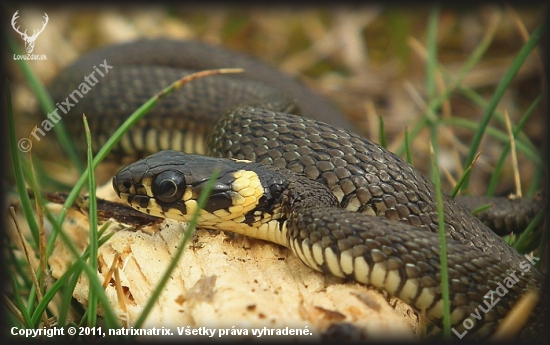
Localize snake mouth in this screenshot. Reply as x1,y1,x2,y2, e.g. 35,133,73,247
119,192,151,210
113,171,152,207
112,170,149,198
112,174,156,215
112,175,123,198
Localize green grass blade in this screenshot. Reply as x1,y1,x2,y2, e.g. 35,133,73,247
42,225,120,327
6,246,33,288
457,85,539,154
486,95,542,196
536,213,548,269
450,151,481,198
393,10,500,157
404,127,413,165
460,22,545,190
11,276,33,327
513,209,544,254
7,34,84,173
470,204,494,216
425,6,440,100
49,69,243,253
526,163,544,197
378,115,387,149
57,271,82,327
40,68,240,332
424,8,451,331
439,117,540,164
429,140,451,339
30,228,114,326
83,114,99,327
6,80,40,244
133,168,220,329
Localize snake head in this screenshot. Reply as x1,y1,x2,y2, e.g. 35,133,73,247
112,150,275,229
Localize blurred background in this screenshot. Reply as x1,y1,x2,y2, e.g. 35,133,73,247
4,3,547,195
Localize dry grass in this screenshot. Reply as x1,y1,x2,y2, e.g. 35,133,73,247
7,3,546,194
4,3,547,341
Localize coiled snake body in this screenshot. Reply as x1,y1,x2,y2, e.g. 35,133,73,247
49,39,545,339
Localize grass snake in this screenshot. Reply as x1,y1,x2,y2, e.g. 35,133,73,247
48,38,546,340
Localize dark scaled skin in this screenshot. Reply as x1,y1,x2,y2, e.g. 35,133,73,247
113,151,545,340
49,39,546,340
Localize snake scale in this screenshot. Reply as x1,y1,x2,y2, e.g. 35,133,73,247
48,39,546,340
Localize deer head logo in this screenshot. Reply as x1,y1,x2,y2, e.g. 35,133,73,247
11,10,49,54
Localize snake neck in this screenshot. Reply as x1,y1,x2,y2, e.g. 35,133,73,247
187,164,342,248
212,165,341,248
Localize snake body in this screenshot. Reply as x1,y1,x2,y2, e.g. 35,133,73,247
48,39,545,339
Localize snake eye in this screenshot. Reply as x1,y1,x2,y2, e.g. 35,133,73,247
152,171,186,204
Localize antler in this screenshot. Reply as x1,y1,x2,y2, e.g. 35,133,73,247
11,11,49,53
11,11,49,40
11,10,27,38
31,13,49,39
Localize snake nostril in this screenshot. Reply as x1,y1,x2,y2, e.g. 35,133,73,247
122,181,132,191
